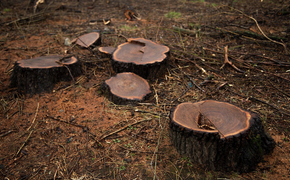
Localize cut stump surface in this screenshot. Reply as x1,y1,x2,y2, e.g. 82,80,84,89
72,32,101,48
111,38,170,80
10,55,82,95
101,72,151,105
169,100,276,172
98,46,115,58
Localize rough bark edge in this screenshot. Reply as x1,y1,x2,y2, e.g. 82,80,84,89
169,105,276,172
111,51,169,80
98,46,115,58
10,58,82,95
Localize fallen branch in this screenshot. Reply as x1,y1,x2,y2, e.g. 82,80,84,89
171,86,191,103
0,130,15,137
47,115,103,147
99,118,152,140
15,122,39,157
46,115,85,128
171,64,205,93
4,12,49,26
231,7,288,54
26,102,39,131
227,88,290,117
268,80,290,98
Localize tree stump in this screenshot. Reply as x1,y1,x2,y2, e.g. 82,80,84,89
169,100,276,172
10,55,82,95
100,72,152,105
98,46,115,58
72,32,101,48
111,38,170,80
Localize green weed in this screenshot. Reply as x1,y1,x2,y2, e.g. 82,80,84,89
113,138,121,143
119,25,137,31
127,125,137,130
164,11,181,19
124,143,133,148
191,0,205,2
119,165,126,171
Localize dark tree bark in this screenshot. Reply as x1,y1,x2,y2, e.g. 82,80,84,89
10,55,82,95
100,72,152,105
111,38,170,80
169,100,276,172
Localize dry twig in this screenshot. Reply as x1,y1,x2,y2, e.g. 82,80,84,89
155,17,164,42
231,7,288,54
99,118,152,140
15,122,39,157
220,46,244,73
26,102,39,131
55,58,76,100
227,88,290,117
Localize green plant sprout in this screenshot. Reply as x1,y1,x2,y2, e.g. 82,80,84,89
119,25,137,31
113,139,121,143
127,125,137,130
119,165,126,171
164,11,181,19
124,143,133,148
191,0,205,2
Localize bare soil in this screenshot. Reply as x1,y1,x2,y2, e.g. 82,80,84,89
1,0,290,179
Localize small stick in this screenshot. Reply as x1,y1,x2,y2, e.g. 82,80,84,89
227,88,290,116
220,46,244,73
0,130,15,137
231,7,288,54
15,122,39,156
55,59,76,100
153,86,159,106
69,155,81,176
7,154,23,167
184,72,205,92
104,34,128,41
268,80,290,98
99,97,106,120
46,115,85,128
118,145,162,154
47,115,103,146
151,115,167,180
171,86,191,103
99,118,152,140
5,54,11,73
155,17,163,42
26,102,39,131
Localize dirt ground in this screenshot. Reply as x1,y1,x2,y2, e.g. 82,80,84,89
0,0,290,179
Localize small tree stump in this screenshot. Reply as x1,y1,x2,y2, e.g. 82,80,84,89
98,46,115,58
72,32,101,48
100,72,152,105
169,100,276,172
10,55,82,95
111,38,170,80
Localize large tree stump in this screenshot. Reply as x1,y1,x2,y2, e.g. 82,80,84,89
111,38,170,80
169,100,276,172
100,72,152,105
10,55,82,95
